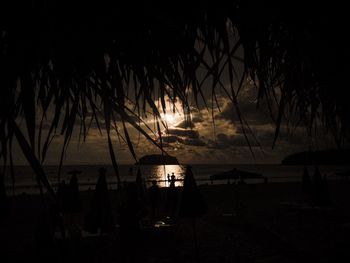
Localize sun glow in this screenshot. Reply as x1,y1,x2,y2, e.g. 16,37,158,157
156,94,185,127
162,112,181,127
165,114,175,123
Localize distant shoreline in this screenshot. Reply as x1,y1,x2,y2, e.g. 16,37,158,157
282,149,350,165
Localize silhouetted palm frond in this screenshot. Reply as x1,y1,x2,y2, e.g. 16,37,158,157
1,2,349,196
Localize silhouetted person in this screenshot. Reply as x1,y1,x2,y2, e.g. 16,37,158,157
166,175,178,218
302,167,312,194
119,183,142,262
167,173,171,183
148,180,160,220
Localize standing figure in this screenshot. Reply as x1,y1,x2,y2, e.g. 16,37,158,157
167,174,171,184
148,180,160,220
166,174,178,218
170,173,175,185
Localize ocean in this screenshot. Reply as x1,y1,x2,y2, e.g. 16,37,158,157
3,164,350,195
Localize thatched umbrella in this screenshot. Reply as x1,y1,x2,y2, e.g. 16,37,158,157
179,166,207,218
178,165,207,262
58,170,82,229
302,167,312,194
66,170,82,214
84,168,114,234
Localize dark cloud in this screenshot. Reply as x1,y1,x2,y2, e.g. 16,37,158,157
207,131,264,149
175,115,204,129
167,128,199,139
160,135,178,143
177,137,206,146
216,91,272,126
192,116,204,123
157,128,206,147
219,133,259,148
176,120,195,129
235,125,308,147
207,139,222,149
157,142,172,148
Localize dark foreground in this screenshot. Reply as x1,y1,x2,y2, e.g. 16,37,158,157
1,181,350,263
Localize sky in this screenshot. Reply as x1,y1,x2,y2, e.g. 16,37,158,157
8,31,338,166
11,82,337,166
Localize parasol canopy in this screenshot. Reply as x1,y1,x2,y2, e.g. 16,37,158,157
84,169,114,233
66,173,82,213
178,166,207,218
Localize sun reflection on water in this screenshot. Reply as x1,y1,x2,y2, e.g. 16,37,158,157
145,165,185,187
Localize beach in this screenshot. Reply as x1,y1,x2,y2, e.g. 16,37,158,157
5,164,350,194
2,179,350,263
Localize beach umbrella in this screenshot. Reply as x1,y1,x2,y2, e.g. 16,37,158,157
179,166,207,218
136,167,147,208
178,166,207,262
56,180,69,213
166,178,178,218
312,167,331,206
66,171,82,214
302,167,312,194
136,167,145,197
84,168,114,233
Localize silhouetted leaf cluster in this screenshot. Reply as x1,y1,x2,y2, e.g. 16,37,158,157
1,2,349,195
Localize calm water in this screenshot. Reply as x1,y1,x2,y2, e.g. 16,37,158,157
3,164,350,195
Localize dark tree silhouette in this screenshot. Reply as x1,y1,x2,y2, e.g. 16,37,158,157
1,2,349,196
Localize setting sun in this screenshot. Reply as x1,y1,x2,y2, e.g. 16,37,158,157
164,113,175,124
161,111,182,127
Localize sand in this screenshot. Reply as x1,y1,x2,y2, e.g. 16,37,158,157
1,181,350,263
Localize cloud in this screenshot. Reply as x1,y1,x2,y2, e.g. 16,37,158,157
177,137,206,146
167,128,200,139
157,128,206,147
161,135,178,143
207,133,260,149
20,87,329,166
175,120,195,129
175,115,205,128
216,88,272,126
